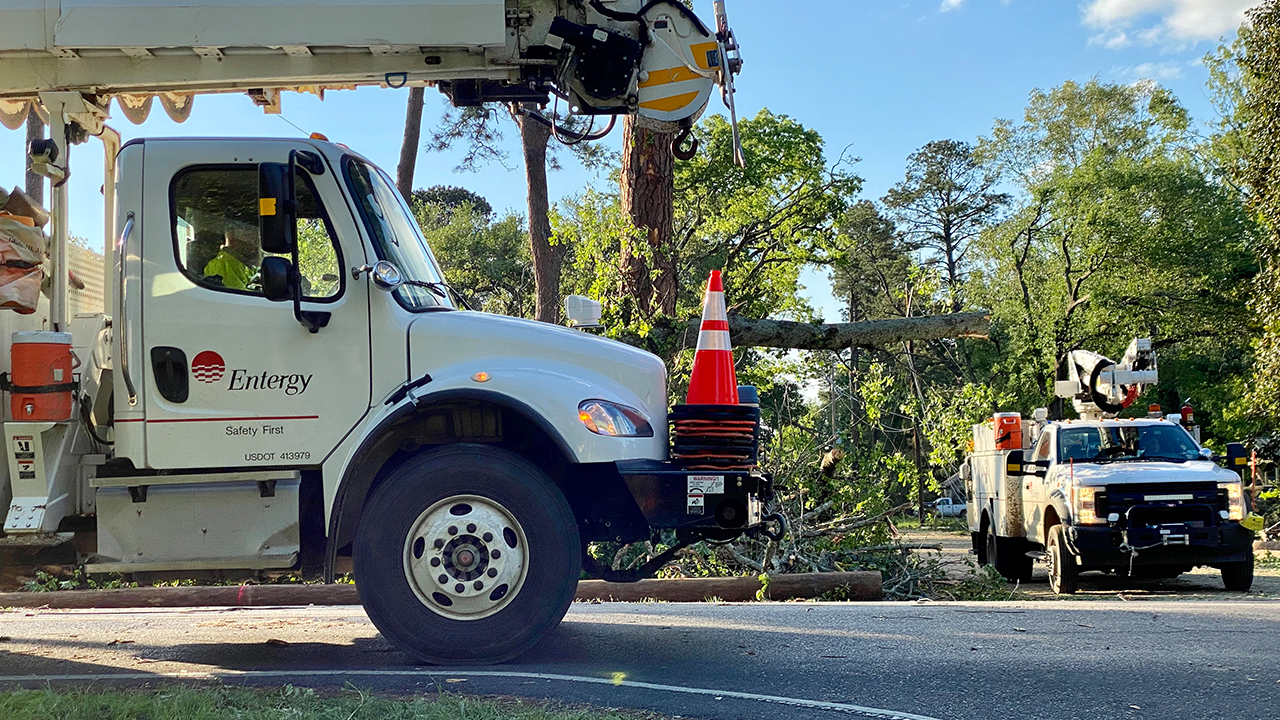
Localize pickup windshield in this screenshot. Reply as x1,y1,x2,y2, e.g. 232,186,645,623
343,157,453,311
1057,425,1201,463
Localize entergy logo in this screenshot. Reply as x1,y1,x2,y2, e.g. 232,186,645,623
191,351,226,384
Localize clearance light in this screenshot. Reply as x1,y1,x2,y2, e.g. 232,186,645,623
471,371,490,383
1219,481,1245,521
310,132,330,141
1073,486,1104,525
578,400,653,438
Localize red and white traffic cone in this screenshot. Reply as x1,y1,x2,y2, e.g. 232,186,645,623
686,270,738,405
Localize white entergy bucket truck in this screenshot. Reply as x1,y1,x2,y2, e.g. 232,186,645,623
963,340,1258,594
0,0,775,664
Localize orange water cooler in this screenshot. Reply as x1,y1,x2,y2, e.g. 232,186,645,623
7,331,75,421
994,412,1022,451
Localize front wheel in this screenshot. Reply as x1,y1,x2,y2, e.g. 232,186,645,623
354,444,581,664
1047,525,1078,594
1221,555,1254,592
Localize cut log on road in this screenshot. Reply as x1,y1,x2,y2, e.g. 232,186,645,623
575,571,881,603
0,571,881,609
0,584,361,609
645,311,991,353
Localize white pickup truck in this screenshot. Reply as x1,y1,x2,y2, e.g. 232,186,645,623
966,417,1255,593
929,497,966,518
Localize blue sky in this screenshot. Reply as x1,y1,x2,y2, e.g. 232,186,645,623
0,0,1257,318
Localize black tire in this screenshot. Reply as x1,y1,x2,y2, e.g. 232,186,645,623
972,531,988,566
1221,555,1254,592
1047,525,1078,595
354,444,581,664
992,535,1034,582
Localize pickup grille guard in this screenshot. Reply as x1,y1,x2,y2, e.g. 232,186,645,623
1097,482,1224,528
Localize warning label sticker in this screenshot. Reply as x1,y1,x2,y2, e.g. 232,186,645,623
687,475,725,494
687,475,725,515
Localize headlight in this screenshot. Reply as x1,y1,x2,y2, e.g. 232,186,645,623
1072,486,1103,525
578,400,654,437
1219,481,1245,521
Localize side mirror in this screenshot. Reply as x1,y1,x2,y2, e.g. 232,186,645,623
371,260,403,291
258,162,296,254
564,294,603,328
261,257,295,302
1225,442,1249,472
1006,449,1026,477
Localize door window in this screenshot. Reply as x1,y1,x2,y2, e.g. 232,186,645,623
171,166,343,300
1032,433,1052,463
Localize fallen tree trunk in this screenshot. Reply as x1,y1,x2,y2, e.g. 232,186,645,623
0,584,362,609
575,571,881,602
0,571,881,608
643,311,990,353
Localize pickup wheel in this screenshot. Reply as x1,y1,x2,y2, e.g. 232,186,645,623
989,534,1034,583
1220,555,1254,592
1047,525,1078,594
354,444,580,664
972,531,988,566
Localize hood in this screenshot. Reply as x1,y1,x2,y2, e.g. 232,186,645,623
407,310,668,417
1066,460,1239,487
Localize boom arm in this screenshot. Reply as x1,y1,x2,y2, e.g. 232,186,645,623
1055,338,1159,419
0,0,742,141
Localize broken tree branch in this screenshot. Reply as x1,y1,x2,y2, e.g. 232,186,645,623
646,311,990,353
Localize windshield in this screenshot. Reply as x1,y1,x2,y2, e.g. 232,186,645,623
1057,424,1201,463
343,157,452,310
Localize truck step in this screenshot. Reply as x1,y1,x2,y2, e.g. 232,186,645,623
1025,550,1048,560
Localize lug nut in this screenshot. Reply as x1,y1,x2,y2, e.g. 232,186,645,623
473,580,484,590
430,557,440,567
483,532,493,542
467,523,477,533
455,583,465,593
438,574,448,584
448,526,458,536
433,538,444,549
491,549,501,559
487,568,497,578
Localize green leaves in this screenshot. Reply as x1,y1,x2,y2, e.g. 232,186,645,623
975,79,1258,421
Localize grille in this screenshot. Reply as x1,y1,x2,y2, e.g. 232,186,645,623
1099,482,1221,527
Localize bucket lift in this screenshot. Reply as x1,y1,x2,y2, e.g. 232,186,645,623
1054,339,1159,420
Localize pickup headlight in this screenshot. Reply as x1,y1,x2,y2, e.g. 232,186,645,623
1219,481,1245,521
578,400,653,437
1072,486,1104,525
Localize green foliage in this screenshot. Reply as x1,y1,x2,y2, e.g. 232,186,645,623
974,79,1259,426
0,686,657,720
296,218,341,298
413,185,493,217
21,568,133,592
1226,2,1280,432
412,195,533,317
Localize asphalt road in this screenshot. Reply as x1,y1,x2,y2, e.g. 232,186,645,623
1,600,1278,720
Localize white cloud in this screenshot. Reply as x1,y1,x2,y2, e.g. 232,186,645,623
1082,0,1258,46
939,0,966,11
1111,60,1186,81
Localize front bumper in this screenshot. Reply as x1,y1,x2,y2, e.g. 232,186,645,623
616,459,773,536
1067,521,1254,568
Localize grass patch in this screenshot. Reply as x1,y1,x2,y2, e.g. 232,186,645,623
0,685,666,720
891,515,968,533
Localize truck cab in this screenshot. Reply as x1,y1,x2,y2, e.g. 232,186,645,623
967,414,1255,593
1,136,774,664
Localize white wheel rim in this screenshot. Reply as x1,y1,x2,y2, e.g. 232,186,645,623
402,494,530,621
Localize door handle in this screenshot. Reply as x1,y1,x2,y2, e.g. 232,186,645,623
150,346,189,403
116,212,138,405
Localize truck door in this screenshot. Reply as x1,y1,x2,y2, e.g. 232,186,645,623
139,140,371,469
1025,431,1053,541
